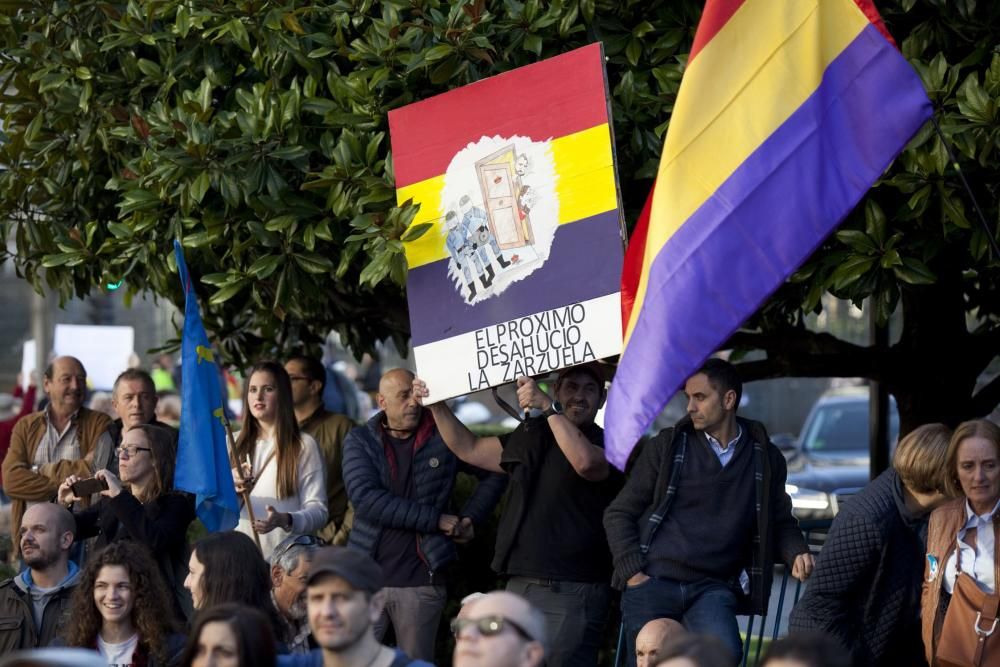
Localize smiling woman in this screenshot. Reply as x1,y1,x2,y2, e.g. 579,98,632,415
56,424,196,621
63,541,183,667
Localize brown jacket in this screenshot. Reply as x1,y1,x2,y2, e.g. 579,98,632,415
301,407,354,545
921,497,1000,665
1,408,111,555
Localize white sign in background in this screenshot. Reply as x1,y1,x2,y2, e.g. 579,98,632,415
21,339,35,391
53,324,135,391
414,292,622,404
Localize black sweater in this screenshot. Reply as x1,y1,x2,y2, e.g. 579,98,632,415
788,469,930,667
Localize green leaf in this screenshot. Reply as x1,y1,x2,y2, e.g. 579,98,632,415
523,34,542,57
190,171,211,204
894,258,936,285
75,66,93,80
198,78,213,113
423,44,454,62
294,252,334,274
401,222,432,242
200,272,231,286
247,254,284,278
829,256,876,290
835,230,877,254
209,279,250,305
38,73,70,93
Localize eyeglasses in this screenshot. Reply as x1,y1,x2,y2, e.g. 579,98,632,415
115,446,151,459
270,534,327,566
450,615,534,642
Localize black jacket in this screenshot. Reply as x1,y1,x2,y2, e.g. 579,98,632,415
788,469,929,667
603,416,806,615
74,490,195,620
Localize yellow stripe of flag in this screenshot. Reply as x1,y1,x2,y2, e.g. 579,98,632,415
625,0,869,342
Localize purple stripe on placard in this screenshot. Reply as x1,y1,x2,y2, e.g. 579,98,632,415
605,24,932,469
407,209,624,347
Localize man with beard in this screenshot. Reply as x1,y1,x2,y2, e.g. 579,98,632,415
106,368,177,475
271,535,322,654
414,363,625,667
278,546,434,667
0,503,80,651
2,356,113,556
343,368,506,663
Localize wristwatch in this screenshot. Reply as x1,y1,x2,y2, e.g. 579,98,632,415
542,401,563,418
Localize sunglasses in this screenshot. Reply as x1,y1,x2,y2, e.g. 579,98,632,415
270,534,327,565
450,615,534,642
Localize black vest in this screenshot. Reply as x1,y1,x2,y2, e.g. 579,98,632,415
646,429,756,583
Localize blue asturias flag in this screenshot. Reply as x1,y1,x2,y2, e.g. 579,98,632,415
173,240,239,531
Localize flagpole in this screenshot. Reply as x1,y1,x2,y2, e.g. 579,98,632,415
221,416,263,552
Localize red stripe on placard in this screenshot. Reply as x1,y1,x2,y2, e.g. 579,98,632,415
389,44,610,188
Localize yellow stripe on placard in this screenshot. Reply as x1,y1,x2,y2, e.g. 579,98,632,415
398,123,618,269
624,0,869,343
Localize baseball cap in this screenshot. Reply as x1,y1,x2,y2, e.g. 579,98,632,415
555,360,615,386
306,546,384,593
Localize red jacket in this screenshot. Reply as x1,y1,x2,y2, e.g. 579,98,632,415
0,385,36,487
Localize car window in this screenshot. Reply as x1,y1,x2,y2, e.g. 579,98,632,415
802,400,900,453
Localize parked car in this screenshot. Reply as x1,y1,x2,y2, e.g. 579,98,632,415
782,386,899,520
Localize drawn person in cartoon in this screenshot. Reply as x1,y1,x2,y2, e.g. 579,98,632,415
459,195,511,288
515,153,529,177
445,210,486,300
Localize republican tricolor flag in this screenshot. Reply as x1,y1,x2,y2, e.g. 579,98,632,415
604,0,932,469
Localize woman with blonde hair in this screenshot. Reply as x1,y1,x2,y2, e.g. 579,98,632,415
232,360,327,559
921,419,1000,666
789,422,953,666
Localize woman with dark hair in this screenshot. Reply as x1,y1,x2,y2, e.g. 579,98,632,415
179,604,277,667
58,423,196,620
183,531,284,637
63,541,183,666
232,360,327,559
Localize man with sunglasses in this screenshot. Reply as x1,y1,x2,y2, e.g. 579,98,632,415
271,534,323,654
451,591,546,667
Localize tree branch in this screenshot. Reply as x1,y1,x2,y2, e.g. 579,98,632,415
724,328,881,382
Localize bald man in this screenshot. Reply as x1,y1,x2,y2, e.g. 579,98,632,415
342,368,507,663
2,356,112,556
452,591,546,667
0,503,80,652
636,619,686,667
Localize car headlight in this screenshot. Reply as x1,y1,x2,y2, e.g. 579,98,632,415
785,484,830,510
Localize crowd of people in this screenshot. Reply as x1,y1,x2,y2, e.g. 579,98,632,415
0,352,998,667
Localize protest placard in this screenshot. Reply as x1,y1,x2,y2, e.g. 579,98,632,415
389,43,625,402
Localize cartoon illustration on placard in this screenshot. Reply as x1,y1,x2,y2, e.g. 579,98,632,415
439,137,558,304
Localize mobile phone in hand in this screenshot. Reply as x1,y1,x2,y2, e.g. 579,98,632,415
71,477,108,496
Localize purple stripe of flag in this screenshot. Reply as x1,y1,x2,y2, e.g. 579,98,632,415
605,24,932,469
408,209,623,347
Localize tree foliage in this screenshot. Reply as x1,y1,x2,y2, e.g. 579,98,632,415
0,0,698,365
0,0,998,427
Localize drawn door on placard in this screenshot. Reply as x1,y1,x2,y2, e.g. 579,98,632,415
475,146,534,249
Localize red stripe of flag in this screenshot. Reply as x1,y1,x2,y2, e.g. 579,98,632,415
389,44,609,188
620,181,655,334
688,0,747,62
851,0,897,46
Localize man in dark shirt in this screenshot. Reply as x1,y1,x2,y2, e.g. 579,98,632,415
343,369,506,663
604,358,812,664
285,355,355,545
415,362,624,667
106,368,177,472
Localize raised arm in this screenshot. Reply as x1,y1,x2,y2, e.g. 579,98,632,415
412,378,505,474
516,376,608,481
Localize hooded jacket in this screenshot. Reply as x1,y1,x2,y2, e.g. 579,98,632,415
0,561,81,653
